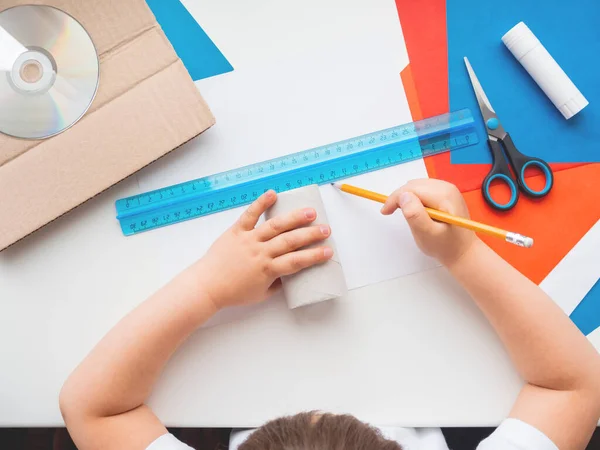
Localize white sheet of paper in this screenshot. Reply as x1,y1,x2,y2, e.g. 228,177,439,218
137,0,434,326
138,43,412,188
320,170,439,289
540,219,600,316
589,327,600,353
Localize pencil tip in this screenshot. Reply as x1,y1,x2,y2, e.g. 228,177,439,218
331,182,341,189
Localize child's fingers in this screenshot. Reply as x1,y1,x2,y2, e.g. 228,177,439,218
267,224,330,256
381,179,462,216
254,207,317,241
399,192,437,236
380,188,404,215
401,179,460,213
236,190,277,231
269,247,333,276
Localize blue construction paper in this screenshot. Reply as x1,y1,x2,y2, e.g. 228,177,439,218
146,0,233,81
570,278,600,336
447,0,600,164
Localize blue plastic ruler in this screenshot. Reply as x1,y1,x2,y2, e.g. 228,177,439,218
116,109,478,235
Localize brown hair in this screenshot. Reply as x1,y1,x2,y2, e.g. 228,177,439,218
239,412,403,450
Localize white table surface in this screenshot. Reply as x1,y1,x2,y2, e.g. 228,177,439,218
0,176,524,427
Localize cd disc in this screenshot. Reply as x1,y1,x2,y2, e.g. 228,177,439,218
0,5,99,139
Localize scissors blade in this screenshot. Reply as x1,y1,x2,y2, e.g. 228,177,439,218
464,56,496,120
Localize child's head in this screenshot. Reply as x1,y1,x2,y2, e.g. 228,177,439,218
239,412,403,449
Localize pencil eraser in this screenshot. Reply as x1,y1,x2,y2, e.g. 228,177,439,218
502,22,588,120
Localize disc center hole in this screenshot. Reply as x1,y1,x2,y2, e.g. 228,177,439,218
20,60,43,83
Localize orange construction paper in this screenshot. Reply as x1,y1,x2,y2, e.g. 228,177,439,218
395,0,448,118
400,65,423,121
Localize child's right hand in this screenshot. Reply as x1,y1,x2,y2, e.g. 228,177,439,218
381,179,480,267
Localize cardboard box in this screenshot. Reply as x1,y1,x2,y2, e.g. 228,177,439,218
0,0,215,250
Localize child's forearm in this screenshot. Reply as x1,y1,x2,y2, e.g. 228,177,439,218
448,239,600,392
60,264,217,420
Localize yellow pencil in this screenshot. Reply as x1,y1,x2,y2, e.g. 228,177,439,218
332,183,533,248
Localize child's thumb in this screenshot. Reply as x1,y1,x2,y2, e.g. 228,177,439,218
399,192,433,235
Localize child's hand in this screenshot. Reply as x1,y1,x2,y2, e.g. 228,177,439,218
381,179,479,267
193,190,333,310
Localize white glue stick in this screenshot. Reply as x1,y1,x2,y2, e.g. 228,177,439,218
265,185,347,309
502,22,588,119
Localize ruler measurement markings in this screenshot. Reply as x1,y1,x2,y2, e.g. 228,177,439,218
117,111,477,235
119,134,477,235
120,134,475,235
120,134,474,234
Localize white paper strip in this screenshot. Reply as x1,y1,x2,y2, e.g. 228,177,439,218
588,327,600,353
540,219,600,316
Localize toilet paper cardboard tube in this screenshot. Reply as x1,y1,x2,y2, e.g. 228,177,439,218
265,185,347,309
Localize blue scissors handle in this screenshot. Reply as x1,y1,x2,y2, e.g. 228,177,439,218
482,138,520,210
482,133,553,211
502,133,554,198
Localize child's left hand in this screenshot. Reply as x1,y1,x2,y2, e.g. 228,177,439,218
192,190,333,310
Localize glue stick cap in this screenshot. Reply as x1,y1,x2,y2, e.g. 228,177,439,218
502,22,540,60
502,22,589,120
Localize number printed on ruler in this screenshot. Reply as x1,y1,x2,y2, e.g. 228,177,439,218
116,110,479,235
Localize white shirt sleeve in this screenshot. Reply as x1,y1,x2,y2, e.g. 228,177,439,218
146,433,195,450
478,418,559,450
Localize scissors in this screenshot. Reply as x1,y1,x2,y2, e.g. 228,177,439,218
464,57,554,211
